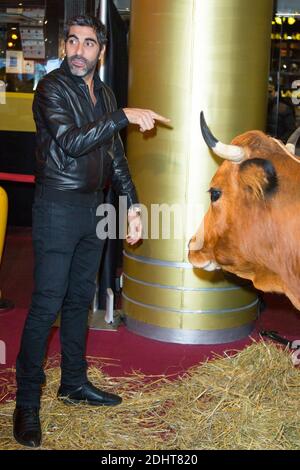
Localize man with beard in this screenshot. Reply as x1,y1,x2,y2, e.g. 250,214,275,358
13,15,170,448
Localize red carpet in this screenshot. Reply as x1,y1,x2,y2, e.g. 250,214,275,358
1,227,300,382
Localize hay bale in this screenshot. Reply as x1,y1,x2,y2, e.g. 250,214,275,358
0,342,300,450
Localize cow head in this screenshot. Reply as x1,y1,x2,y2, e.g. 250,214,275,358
188,112,300,306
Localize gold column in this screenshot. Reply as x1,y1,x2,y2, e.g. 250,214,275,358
124,0,273,343
0,186,14,312
0,187,8,264
0,93,35,133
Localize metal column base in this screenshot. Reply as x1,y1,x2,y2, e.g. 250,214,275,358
125,316,255,344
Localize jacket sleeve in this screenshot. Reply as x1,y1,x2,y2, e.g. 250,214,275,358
105,86,139,208
33,76,129,158
111,135,139,208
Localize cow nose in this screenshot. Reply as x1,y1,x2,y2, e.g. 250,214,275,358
188,235,203,252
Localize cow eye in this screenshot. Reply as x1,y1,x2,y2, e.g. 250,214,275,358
209,188,222,202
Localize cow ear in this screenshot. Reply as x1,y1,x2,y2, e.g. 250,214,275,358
239,158,278,200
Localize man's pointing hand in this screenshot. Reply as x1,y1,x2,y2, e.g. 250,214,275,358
123,108,170,133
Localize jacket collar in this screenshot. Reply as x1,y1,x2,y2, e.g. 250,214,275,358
60,57,103,91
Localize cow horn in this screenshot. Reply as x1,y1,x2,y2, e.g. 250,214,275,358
200,111,245,163
286,127,300,155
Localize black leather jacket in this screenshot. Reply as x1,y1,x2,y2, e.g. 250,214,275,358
32,59,138,207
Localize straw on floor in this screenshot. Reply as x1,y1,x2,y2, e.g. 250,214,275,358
0,341,300,450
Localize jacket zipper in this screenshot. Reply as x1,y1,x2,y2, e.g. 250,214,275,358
80,83,95,116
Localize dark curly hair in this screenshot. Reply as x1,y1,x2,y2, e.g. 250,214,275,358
64,15,107,49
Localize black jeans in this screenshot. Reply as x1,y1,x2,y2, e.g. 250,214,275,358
16,193,105,407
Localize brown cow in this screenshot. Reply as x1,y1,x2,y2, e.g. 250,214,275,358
188,112,300,310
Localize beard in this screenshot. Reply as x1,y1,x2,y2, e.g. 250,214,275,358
67,54,99,78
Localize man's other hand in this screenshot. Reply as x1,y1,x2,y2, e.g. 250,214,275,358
126,210,142,245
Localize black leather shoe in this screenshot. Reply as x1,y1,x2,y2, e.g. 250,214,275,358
13,407,41,448
57,381,122,406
